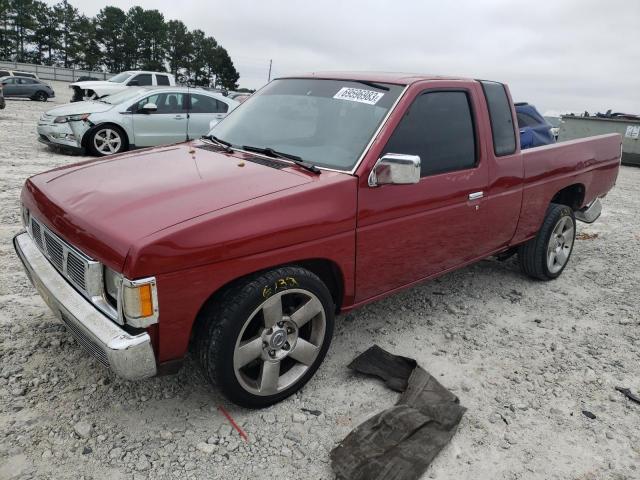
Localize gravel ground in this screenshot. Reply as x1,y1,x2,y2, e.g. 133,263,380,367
1,81,640,480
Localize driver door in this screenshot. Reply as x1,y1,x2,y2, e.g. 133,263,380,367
130,92,188,147
355,85,491,302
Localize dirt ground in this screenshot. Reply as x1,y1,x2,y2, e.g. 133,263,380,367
1,81,639,480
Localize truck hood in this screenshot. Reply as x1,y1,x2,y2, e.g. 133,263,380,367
23,142,315,270
45,100,114,116
70,80,120,89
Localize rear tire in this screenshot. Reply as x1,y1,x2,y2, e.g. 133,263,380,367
196,266,335,408
518,203,576,280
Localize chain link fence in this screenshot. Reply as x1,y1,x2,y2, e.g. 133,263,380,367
0,60,114,82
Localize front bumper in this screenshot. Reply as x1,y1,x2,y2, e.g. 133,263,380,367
13,232,157,380
37,121,83,151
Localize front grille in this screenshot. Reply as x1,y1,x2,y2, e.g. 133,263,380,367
31,220,43,249
28,216,92,295
66,254,86,289
60,313,109,367
43,231,63,270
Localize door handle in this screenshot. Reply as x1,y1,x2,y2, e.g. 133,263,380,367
173,115,184,120
468,191,484,201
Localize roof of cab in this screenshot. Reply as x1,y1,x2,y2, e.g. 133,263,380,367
278,71,477,85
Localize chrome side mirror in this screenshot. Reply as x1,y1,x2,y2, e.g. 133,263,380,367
368,153,421,187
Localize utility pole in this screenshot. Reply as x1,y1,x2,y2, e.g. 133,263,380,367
268,59,272,82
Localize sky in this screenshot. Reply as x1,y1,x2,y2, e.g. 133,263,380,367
44,0,640,116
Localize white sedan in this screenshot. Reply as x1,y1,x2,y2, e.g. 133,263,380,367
37,87,239,156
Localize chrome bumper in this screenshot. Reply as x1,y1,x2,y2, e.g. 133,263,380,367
575,198,602,224
13,232,157,380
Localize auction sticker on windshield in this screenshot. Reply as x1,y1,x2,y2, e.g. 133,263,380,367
334,87,384,105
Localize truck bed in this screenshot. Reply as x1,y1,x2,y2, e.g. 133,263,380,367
514,133,621,243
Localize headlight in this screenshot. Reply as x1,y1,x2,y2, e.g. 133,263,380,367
103,268,158,328
54,113,90,123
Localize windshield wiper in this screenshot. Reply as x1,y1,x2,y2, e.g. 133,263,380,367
353,80,390,92
241,145,320,174
202,134,233,152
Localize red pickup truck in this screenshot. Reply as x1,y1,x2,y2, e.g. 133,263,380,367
14,72,621,408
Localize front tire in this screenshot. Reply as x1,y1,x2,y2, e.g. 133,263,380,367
518,203,576,280
87,125,126,156
197,267,335,408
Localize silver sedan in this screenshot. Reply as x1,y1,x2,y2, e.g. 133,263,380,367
37,87,239,156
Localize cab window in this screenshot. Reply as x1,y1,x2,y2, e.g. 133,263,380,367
129,74,153,86
383,91,477,177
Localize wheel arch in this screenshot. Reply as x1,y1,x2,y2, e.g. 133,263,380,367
550,183,586,211
82,122,130,150
189,258,346,349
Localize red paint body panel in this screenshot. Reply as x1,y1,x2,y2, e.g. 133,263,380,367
19,73,622,366
512,134,621,243
21,144,314,271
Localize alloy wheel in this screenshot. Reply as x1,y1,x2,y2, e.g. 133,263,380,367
233,289,326,396
93,128,122,155
546,216,575,274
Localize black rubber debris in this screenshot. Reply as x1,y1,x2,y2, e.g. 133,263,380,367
330,345,466,480
615,386,640,404
582,410,596,419
301,408,322,416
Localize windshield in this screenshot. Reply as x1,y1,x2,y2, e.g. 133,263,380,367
209,78,404,171
108,72,132,83
100,87,145,105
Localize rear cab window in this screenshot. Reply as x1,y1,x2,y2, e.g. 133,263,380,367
156,74,170,86
383,90,477,177
480,81,517,156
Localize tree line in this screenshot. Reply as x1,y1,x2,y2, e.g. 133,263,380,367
0,0,240,89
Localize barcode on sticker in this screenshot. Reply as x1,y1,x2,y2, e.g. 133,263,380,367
333,87,384,105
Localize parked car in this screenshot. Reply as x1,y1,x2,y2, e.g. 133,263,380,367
227,91,252,100
0,76,54,101
38,86,238,155
515,102,555,149
0,69,39,79
232,93,251,104
14,72,621,408
76,75,100,82
69,70,176,102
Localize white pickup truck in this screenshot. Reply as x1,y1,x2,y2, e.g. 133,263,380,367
70,71,176,102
